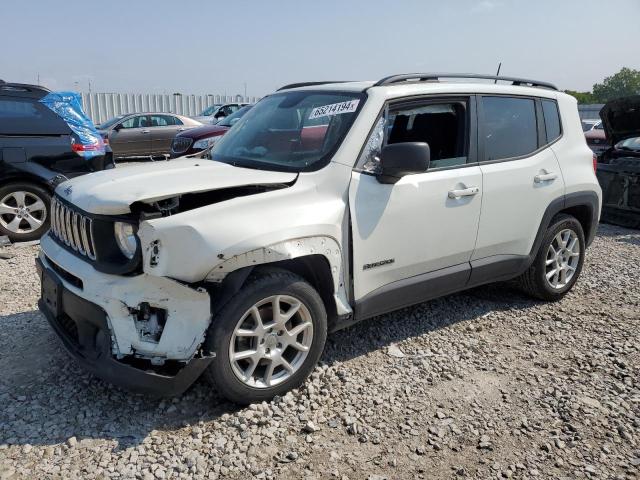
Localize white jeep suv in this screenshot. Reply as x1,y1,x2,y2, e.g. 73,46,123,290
37,73,601,404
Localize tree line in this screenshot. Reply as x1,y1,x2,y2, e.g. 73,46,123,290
564,67,640,104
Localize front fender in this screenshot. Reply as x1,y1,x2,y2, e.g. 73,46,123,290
205,236,351,317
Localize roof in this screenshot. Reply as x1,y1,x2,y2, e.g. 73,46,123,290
0,81,50,99
277,73,560,98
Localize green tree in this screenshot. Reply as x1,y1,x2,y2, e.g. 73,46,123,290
592,67,640,102
564,90,596,104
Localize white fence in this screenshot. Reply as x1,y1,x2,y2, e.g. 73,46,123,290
81,92,261,124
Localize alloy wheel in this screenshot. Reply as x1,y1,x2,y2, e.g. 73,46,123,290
0,191,47,235
229,295,314,388
545,228,580,289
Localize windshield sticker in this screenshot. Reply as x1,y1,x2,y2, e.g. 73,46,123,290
309,99,360,120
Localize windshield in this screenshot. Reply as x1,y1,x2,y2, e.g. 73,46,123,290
218,105,252,127
616,136,640,151
97,115,126,130
211,91,364,172
200,104,222,116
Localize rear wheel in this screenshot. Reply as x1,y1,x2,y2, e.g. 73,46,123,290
0,183,51,242
203,269,327,405
517,214,585,301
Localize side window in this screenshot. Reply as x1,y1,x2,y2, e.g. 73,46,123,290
120,116,143,129
150,115,170,127
481,97,538,161
358,99,469,173
541,99,561,143
0,98,69,135
171,116,183,126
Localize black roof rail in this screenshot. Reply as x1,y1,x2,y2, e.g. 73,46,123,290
277,81,351,91
374,73,558,91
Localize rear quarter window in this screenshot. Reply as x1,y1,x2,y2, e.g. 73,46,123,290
0,97,69,135
541,99,561,143
481,96,538,161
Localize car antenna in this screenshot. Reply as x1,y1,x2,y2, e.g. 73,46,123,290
494,62,502,83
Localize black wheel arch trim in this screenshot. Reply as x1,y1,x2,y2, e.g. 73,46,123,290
531,191,600,253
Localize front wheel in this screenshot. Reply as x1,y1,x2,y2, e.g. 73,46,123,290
203,269,327,405
517,214,586,301
0,182,51,242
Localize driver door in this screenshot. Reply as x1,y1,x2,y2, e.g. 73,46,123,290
110,115,152,157
349,96,482,317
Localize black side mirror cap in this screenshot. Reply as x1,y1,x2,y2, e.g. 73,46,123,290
377,142,430,184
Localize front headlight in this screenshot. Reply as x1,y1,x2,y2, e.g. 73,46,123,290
193,136,222,150
114,222,138,259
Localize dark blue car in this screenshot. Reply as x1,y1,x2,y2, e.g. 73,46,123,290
0,80,113,241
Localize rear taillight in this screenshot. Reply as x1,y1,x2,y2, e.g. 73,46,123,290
592,153,598,173
71,138,105,157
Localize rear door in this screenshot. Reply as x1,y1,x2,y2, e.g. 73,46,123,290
110,115,151,157
472,95,565,265
150,115,184,155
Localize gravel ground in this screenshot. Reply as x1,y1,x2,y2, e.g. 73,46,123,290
0,224,638,480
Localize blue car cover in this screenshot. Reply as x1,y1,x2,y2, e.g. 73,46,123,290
39,92,105,158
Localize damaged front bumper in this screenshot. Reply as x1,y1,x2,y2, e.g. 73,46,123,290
37,234,214,396
596,158,640,229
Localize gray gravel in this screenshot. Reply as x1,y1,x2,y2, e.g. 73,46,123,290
0,224,638,479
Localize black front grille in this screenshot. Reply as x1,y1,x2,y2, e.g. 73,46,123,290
171,137,193,154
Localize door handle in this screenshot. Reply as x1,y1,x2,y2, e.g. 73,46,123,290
177,128,186,132
141,129,150,134
534,172,557,183
448,186,480,199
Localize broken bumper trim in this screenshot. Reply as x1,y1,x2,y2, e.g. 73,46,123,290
36,257,214,397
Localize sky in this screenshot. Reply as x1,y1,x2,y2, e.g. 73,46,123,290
1,0,638,97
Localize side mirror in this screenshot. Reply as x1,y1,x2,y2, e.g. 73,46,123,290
113,124,123,131
377,142,430,184
215,111,226,118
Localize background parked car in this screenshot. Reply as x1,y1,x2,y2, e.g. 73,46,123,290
192,103,248,124
0,80,112,242
595,95,640,229
170,105,252,158
584,120,608,157
97,113,201,160
581,119,600,131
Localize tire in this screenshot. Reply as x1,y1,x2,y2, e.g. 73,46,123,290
0,182,51,242
203,269,327,405
517,214,585,301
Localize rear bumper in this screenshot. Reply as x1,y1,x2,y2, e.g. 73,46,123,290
36,257,213,396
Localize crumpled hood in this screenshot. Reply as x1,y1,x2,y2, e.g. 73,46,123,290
600,95,640,145
56,159,298,215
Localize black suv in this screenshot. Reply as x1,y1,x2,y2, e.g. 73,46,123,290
0,80,113,242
